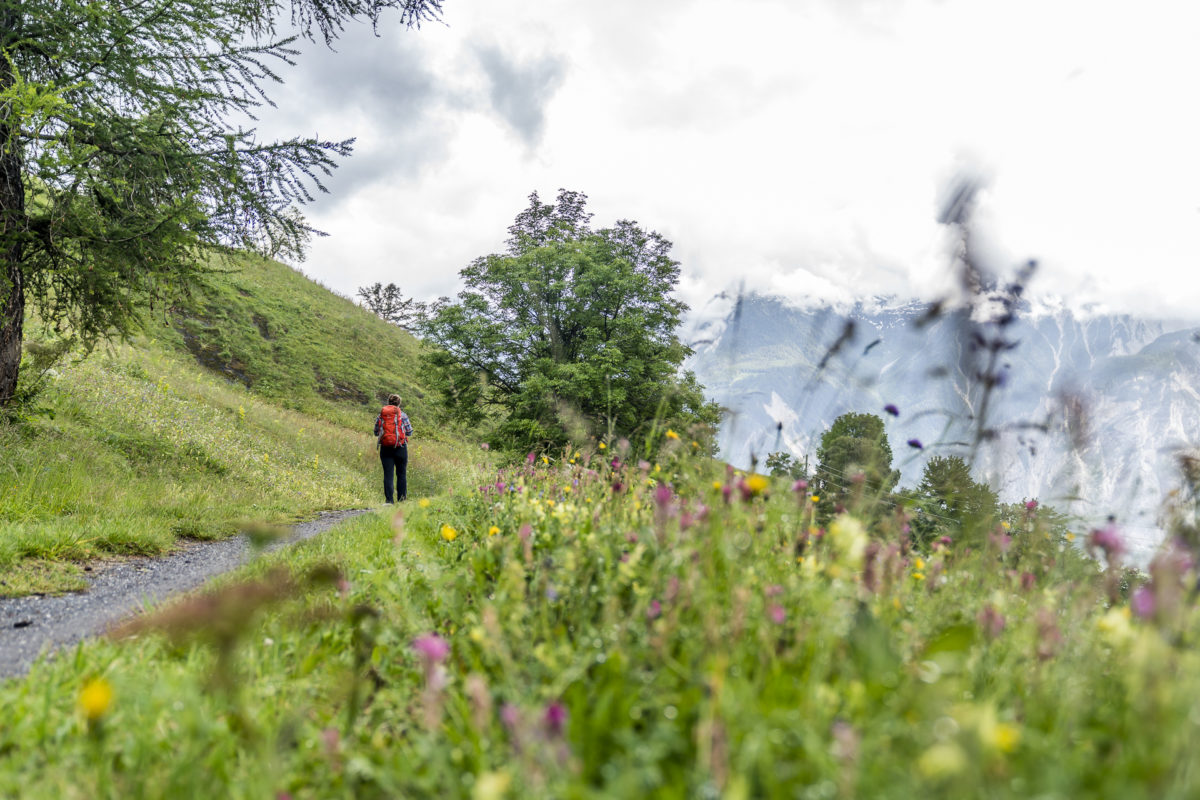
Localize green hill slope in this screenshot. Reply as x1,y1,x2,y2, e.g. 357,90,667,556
2,254,479,596
164,254,432,426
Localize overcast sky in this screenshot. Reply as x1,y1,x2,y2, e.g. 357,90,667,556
258,0,1200,320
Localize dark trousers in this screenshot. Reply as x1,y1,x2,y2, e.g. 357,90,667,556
380,444,408,503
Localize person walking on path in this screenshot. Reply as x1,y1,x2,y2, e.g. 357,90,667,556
374,394,413,503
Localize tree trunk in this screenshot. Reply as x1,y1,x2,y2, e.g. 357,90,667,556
0,36,25,407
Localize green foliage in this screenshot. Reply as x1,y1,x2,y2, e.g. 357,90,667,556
356,282,422,330
0,0,443,403
765,450,806,479
1,252,479,594
908,455,1001,546
163,253,431,426
1,446,1194,798
813,412,900,519
421,189,719,456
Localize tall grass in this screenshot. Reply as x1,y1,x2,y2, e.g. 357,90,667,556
2,446,1198,797
0,338,472,595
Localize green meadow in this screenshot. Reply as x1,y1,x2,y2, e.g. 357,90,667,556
1,255,469,595
4,257,1200,798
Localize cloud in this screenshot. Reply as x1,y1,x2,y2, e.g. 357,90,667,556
473,44,567,147
256,24,455,202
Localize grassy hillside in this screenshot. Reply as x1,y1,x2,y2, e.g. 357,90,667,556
2,254,479,595
164,253,433,427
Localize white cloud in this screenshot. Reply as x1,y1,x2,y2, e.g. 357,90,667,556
259,0,1200,319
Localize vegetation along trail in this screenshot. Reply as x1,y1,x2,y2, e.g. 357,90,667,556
0,510,367,680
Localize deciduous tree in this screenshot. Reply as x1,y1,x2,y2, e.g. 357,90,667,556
420,189,719,454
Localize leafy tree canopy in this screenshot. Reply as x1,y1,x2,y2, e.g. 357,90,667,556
420,189,719,456
0,0,443,405
357,282,421,330
813,411,899,518
908,455,1000,545
766,451,806,480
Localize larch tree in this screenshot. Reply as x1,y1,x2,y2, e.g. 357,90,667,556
0,0,443,405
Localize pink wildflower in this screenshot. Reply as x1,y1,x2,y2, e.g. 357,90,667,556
646,600,662,620
412,633,450,664
1131,585,1156,619
977,604,1006,639
768,604,786,625
792,479,809,494
654,484,673,508
544,702,568,737
1089,523,1125,563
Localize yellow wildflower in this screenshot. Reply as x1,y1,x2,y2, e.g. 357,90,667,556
810,495,820,503
986,722,1021,753
542,456,549,465
473,770,511,800
418,498,431,509
665,429,680,440
913,572,926,581
1001,520,1011,530
440,525,458,542
79,678,113,721
745,474,769,495
488,526,500,537
691,440,700,448
712,481,723,491
914,558,925,570
598,442,607,450
1066,532,1076,542
918,742,967,779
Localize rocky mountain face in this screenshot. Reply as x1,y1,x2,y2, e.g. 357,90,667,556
685,292,1200,559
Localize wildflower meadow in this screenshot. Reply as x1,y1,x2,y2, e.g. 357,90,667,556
4,437,1200,798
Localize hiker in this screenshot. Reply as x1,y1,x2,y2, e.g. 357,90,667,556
374,394,413,503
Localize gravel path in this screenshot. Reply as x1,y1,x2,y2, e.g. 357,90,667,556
0,509,369,681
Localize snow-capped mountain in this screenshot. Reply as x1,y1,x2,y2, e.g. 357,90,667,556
686,292,1200,559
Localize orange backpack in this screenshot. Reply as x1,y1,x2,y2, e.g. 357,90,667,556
378,405,407,447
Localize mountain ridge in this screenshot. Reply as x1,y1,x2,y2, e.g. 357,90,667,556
686,290,1200,560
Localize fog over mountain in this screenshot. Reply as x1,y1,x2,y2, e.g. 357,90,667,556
685,292,1200,561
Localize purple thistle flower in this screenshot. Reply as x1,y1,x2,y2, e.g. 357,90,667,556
500,703,521,731
544,702,568,736
721,484,732,504
792,479,809,493
646,599,662,620
1025,499,1039,511
1089,523,1125,562
1131,585,1156,619
526,452,536,465
977,604,1006,639
655,484,673,508
412,633,450,664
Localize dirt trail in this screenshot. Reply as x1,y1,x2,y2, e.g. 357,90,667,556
0,509,368,680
